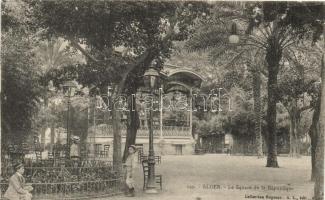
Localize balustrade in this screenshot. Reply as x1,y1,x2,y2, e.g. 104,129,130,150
89,125,191,137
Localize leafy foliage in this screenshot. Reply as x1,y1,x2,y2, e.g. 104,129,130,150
30,1,210,93
1,33,41,140
1,1,43,142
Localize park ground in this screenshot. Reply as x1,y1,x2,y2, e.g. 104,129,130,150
98,154,314,200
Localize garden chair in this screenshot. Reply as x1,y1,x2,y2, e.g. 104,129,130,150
35,151,42,162
155,156,161,164
100,145,110,158
53,150,61,166
8,144,15,161
94,144,102,157
138,149,144,163
140,155,148,162
142,160,162,191
22,143,29,154
137,147,144,161
8,144,15,152
54,151,60,159
48,152,54,160
34,151,46,166
44,151,54,166
80,148,88,160
138,149,150,163
141,155,161,164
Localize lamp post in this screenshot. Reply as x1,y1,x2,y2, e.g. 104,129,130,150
143,66,160,194
62,80,77,158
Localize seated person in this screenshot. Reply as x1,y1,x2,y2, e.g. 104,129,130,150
4,163,33,200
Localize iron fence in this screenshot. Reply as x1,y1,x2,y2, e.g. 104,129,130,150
2,165,117,182
0,177,123,200
1,160,124,199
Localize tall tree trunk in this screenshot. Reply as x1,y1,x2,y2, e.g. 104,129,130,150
112,104,122,175
88,95,97,157
112,86,122,176
265,30,281,168
288,99,301,157
40,126,47,151
308,53,323,181
289,116,300,157
253,68,263,158
123,92,140,162
309,97,320,181
50,121,55,152
41,87,49,150
79,108,89,147
314,53,324,200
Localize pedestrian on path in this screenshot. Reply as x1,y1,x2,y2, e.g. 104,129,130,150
4,163,33,200
123,145,138,197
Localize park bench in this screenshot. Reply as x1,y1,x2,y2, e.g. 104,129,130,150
141,160,162,191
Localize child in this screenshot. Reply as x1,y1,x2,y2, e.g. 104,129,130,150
123,145,138,197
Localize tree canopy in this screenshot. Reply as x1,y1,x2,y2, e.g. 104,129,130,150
1,0,43,142
30,1,210,93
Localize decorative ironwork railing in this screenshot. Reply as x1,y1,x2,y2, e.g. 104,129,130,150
1,161,123,200
2,160,114,178
0,178,122,200
89,125,191,137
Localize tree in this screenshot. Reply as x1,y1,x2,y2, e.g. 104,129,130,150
185,3,267,158
307,39,325,199
32,1,209,174
256,2,324,168
251,56,264,157
274,4,324,198
36,37,84,149
273,2,324,197
277,57,317,157
312,30,324,200
185,2,323,168
315,50,324,200
1,0,42,144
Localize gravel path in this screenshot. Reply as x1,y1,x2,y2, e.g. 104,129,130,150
96,154,314,200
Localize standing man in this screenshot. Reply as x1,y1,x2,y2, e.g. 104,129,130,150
123,145,138,197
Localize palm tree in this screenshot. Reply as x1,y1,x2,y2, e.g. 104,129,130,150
36,37,77,150
186,2,321,167
251,54,264,158
186,3,267,158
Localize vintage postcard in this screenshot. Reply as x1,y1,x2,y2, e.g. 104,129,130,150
1,1,324,200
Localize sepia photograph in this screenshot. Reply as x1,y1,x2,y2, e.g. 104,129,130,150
1,1,324,200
